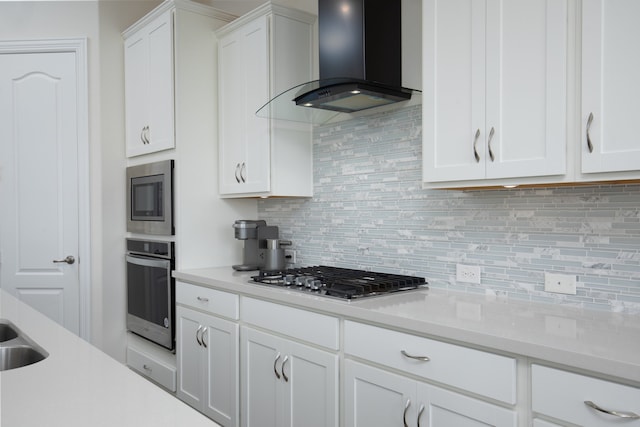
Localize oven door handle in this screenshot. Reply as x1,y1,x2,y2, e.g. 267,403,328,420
126,254,171,269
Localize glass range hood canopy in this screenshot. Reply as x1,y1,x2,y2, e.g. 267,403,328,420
256,77,422,125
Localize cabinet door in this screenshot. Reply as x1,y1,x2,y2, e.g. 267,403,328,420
344,360,417,427
176,306,205,409
582,0,640,174
124,31,149,157
485,0,567,179
145,11,175,154
283,339,338,427
418,384,517,427
218,30,248,194
218,17,270,195
241,327,281,427
203,315,239,427
422,0,487,183
124,11,175,157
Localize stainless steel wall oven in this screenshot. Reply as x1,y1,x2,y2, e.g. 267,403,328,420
126,238,175,350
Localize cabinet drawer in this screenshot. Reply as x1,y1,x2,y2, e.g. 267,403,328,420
176,281,239,320
241,297,339,350
532,364,640,426
127,346,176,392
344,321,516,404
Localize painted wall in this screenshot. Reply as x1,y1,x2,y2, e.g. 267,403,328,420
0,0,161,360
259,105,640,314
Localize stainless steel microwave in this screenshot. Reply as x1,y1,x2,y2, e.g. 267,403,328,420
126,160,174,235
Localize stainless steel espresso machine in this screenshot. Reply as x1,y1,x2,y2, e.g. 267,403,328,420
232,220,280,271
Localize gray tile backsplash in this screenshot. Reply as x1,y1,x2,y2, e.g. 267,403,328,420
259,105,640,313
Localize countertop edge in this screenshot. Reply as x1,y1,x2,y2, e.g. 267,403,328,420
174,267,640,385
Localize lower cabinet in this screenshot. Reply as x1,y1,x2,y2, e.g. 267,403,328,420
176,306,239,427
240,326,339,427
344,359,517,427
531,364,640,427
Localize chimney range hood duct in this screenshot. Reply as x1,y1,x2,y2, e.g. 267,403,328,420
256,0,420,124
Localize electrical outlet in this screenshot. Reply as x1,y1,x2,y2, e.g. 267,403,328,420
284,249,296,264
456,264,481,284
544,272,577,295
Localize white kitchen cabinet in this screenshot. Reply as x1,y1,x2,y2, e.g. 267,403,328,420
126,332,177,392
241,326,338,427
345,360,517,427
124,9,175,157
422,0,568,187
176,281,239,427
344,320,517,404
531,364,640,427
579,0,640,177
217,3,315,198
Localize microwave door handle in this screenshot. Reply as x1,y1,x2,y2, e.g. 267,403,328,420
126,254,171,269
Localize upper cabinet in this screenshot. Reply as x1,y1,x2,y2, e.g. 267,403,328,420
423,0,640,189
124,10,175,157
217,3,315,198
580,0,640,177
422,0,568,187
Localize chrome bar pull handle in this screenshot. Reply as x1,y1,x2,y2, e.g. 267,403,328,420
273,353,281,379
417,404,425,427
235,163,241,183
401,350,430,362
282,355,289,382
143,364,152,372
201,327,208,348
403,399,411,427
584,400,640,419
53,255,75,265
586,112,594,153
488,126,495,162
240,162,247,183
196,325,203,346
196,296,209,303
473,129,481,163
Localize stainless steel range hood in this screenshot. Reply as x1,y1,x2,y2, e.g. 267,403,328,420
256,0,421,125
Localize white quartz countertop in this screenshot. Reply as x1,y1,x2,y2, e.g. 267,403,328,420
0,290,220,427
175,267,640,384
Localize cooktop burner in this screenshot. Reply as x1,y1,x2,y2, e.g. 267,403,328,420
250,266,427,300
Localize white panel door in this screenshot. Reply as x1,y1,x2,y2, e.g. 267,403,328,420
422,0,487,182
581,0,640,173
419,384,517,427
241,326,281,427
0,50,81,334
485,0,567,179
284,339,338,427
344,359,417,427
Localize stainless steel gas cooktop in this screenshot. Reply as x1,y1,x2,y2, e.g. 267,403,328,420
250,266,428,300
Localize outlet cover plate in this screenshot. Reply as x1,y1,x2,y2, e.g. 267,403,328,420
456,264,481,284
544,272,577,295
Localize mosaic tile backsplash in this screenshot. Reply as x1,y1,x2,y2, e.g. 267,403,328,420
259,105,640,313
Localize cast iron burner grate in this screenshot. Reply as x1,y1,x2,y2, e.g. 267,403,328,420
251,266,427,300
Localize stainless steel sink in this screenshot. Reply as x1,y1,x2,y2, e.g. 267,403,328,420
0,322,19,342
0,319,48,371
